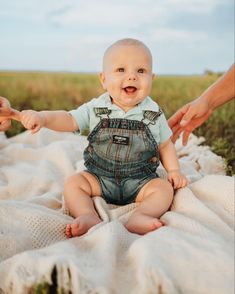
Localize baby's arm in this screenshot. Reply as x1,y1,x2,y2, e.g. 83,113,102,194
158,139,188,188
20,110,78,133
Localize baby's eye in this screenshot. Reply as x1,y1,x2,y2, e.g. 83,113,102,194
117,68,125,72
138,68,145,73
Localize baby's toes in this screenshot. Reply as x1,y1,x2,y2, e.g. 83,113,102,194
65,224,72,238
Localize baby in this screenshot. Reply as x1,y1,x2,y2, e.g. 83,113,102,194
18,38,188,236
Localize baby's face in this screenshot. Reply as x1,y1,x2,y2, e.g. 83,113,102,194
100,44,154,112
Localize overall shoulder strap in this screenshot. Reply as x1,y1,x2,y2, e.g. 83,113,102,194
142,109,162,125
94,107,111,119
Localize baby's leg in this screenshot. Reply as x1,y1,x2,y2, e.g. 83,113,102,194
125,178,173,235
64,171,102,238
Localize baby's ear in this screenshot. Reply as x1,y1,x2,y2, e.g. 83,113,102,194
152,73,156,80
99,72,106,89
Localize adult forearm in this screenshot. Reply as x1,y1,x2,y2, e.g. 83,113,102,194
201,64,235,110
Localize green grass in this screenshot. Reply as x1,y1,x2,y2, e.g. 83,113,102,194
0,71,234,175
33,282,66,294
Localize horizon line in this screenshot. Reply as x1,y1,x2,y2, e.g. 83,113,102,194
0,69,224,76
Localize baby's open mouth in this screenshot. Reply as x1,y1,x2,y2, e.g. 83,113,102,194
123,86,137,94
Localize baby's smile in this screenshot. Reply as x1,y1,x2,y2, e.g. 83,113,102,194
123,86,137,94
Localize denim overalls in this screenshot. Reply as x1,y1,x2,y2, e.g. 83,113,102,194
84,107,162,205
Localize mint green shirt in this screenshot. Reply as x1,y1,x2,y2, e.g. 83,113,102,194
70,92,172,144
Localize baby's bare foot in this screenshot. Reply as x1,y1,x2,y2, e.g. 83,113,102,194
65,214,102,238
125,212,164,235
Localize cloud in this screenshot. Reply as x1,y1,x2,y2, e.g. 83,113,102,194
46,0,230,27
47,1,157,29
44,0,230,46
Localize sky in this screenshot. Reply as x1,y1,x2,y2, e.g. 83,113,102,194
0,0,234,75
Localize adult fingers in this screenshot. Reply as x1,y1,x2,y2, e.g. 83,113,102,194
182,130,192,146
0,97,11,108
180,106,198,127
171,127,183,143
0,119,11,131
10,109,21,121
168,105,189,129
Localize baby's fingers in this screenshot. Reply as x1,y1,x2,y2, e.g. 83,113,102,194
20,111,30,126
31,124,41,134
182,176,188,187
168,175,179,189
177,176,188,188
20,112,36,130
173,177,180,189
21,117,33,129
167,175,174,186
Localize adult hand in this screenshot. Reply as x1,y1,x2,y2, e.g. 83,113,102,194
0,97,21,131
168,64,234,145
168,98,212,145
0,97,12,131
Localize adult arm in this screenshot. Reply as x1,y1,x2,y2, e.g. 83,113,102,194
168,64,235,145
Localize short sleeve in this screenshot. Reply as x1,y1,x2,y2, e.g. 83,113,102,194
158,112,172,144
69,103,90,134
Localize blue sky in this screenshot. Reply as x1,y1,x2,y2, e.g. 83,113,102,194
0,0,234,74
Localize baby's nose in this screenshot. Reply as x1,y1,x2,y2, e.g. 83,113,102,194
127,73,137,81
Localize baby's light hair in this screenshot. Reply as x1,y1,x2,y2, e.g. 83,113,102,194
109,38,149,48
103,38,152,69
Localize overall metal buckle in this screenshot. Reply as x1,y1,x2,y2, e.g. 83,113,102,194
142,109,162,125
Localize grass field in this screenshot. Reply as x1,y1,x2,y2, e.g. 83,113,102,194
0,71,234,175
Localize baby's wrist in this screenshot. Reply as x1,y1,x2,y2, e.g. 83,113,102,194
168,169,180,173
39,111,46,126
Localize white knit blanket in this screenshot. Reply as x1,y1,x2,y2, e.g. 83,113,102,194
0,129,234,294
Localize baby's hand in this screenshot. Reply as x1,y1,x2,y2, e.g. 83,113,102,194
167,170,188,189
20,110,45,133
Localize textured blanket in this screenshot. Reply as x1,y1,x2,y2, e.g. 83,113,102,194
0,129,234,294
